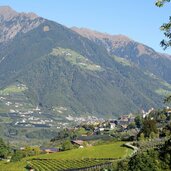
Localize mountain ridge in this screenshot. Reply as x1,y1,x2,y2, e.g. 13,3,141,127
0,7,171,117
0,6,38,20
0,6,43,43
72,27,171,84
72,27,171,59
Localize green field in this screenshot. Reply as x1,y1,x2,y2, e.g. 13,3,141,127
27,159,113,171
51,47,103,71
32,141,132,160
0,85,27,96
0,142,133,171
112,55,132,67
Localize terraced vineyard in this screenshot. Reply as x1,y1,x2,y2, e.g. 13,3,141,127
0,142,133,171
27,159,113,171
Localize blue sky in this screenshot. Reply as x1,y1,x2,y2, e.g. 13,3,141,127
1,0,171,54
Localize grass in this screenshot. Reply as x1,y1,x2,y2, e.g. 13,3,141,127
0,117,12,123
32,141,132,160
0,161,27,171
160,81,171,89
50,47,103,71
155,88,171,96
77,128,88,135
0,106,9,113
0,141,133,171
0,85,27,96
112,55,132,67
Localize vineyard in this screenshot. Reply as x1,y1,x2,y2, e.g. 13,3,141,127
0,142,132,171
27,159,113,171
30,141,132,160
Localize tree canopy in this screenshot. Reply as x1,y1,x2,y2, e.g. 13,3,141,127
156,0,171,49
0,138,10,159
156,0,171,102
164,95,171,103
156,0,171,7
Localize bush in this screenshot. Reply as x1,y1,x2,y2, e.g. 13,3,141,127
0,138,10,159
62,140,73,151
11,150,25,162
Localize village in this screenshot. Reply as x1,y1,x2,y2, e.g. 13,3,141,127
14,106,171,156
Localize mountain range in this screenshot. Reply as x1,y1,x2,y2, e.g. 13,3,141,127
0,6,171,117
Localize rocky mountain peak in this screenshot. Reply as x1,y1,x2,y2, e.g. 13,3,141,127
72,27,132,43
72,27,133,51
0,6,18,20
0,6,43,43
0,6,38,20
20,12,38,20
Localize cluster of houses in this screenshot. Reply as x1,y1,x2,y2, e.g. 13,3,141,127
18,106,171,155
81,113,136,133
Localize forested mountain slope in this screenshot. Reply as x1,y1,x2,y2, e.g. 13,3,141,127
0,7,171,116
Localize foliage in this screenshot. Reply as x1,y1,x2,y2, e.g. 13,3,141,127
51,128,79,142
156,0,171,7
23,146,40,157
159,138,171,170
127,122,136,129
61,140,73,151
0,138,10,159
139,119,158,138
138,133,145,141
160,123,171,137
146,108,170,123
128,149,160,171
134,115,143,129
164,95,171,103
116,159,129,171
116,137,171,171
11,150,25,162
156,0,171,49
26,129,58,139
11,146,40,162
1,18,171,117
0,142,132,170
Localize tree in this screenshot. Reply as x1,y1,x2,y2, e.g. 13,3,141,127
32,146,40,156
140,119,158,138
139,133,145,141
127,122,136,129
149,132,156,139
156,0,171,7
155,1,171,105
164,95,171,103
159,138,171,170
134,116,143,129
156,0,171,49
11,150,25,162
22,146,40,157
62,140,73,151
116,159,129,171
0,138,10,159
159,113,167,122
128,149,160,171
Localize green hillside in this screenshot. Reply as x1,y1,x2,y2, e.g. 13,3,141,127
0,142,133,171
0,17,171,116
72,27,171,84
